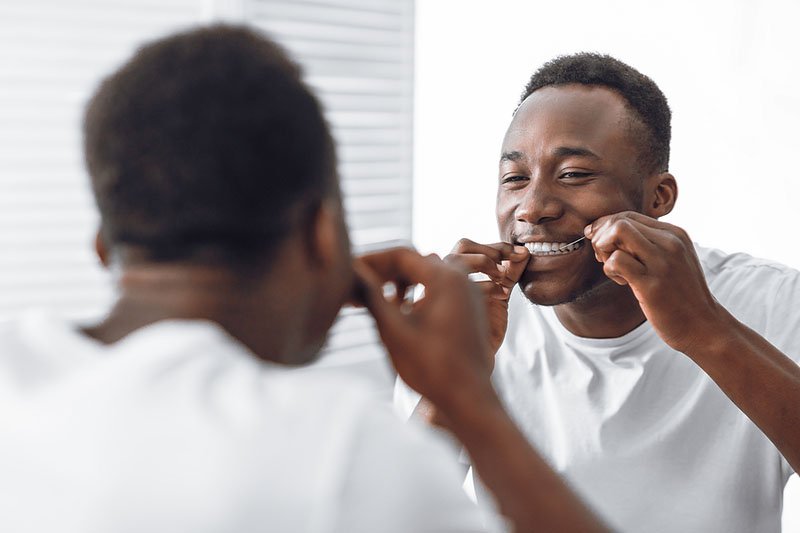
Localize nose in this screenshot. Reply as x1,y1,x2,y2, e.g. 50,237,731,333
514,177,563,225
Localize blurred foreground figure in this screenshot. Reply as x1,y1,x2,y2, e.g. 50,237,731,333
0,26,606,533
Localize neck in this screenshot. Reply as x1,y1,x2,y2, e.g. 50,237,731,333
83,264,308,364
553,279,646,338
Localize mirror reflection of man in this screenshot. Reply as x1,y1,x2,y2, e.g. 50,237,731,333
398,53,800,532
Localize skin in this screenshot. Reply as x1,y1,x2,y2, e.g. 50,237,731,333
85,190,607,531
587,211,800,473
494,84,676,338
445,82,800,475
84,197,354,366
357,248,607,532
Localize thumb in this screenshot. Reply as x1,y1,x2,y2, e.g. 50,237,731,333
352,258,406,337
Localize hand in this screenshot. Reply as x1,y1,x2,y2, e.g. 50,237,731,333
354,251,611,533
586,211,725,355
444,239,530,360
352,248,495,412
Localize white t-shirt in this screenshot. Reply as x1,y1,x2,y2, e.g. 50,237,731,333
0,311,486,533
397,245,800,532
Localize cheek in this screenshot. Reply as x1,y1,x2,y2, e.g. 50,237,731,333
570,186,637,220
495,194,515,237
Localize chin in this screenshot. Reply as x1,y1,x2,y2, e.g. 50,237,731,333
519,274,613,307
520,285,578,306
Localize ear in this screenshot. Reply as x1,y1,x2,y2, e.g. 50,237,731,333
305,197,347,270
94,229,110,268
643,172,678,218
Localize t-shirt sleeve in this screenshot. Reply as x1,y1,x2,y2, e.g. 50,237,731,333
332,402,490,533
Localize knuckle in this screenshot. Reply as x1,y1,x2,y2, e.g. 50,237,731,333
616,219,635,233
604,223,624,241
603,263,617,277
442,253,457,264
453,238,474,253
606,212,629,226
675,227,691,244
664,235,684,253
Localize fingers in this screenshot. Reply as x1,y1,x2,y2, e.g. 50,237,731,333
357,247,442,288
586,211,699,286
450,238,526,262
585,211,662,237
475,280,508,300
587,211,692,251
355,240,527,310
447,239,529,286
351,257,405,333
448,253,505,282
501,255,530,287
590,217,659,264
602,249,647,286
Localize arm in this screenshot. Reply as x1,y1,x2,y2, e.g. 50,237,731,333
406,239,530,428
587,211,800,473
354,248,608,533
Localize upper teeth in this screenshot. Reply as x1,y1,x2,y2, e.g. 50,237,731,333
524,241,582,255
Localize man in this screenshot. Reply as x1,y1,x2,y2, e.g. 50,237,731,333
0,26,607,532
398,53,800,532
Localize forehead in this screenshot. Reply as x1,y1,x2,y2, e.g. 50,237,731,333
502,84,638,160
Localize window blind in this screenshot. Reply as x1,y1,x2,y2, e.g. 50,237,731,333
243,0,414,374
0,0,202,319
0,0,414,387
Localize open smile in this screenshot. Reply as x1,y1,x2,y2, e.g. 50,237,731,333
521,239,585,256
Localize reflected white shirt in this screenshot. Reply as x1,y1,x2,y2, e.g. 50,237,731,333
0,313,485,533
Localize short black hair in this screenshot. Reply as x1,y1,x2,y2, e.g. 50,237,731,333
83,24,335,265
519,53,671,173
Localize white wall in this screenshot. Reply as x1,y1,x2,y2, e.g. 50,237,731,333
413,0,799,529
413,0,800,268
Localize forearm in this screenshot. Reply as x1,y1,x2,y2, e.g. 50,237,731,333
444,390,608,533
687,307,800,472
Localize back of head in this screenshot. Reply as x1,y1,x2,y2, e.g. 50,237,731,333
84,25,335,267
519,53,671,173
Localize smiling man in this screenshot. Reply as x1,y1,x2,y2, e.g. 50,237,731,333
398,53,800,532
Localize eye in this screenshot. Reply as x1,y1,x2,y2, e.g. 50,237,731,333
501,175,529,184
560,171,592,179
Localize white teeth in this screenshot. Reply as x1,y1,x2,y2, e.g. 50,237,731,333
523,241,582,255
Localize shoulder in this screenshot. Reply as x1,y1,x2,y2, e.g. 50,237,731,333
697,244,799,283
696,244,800,359
0,309,61,350
0,309,90,402
696,244,800,304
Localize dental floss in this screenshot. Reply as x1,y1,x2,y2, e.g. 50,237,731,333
557,236,586,251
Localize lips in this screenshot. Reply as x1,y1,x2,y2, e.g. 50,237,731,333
521,239,584,256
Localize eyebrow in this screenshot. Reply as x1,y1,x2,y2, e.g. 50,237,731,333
500,146,601,164
499,151,525,163
553,146,600,159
